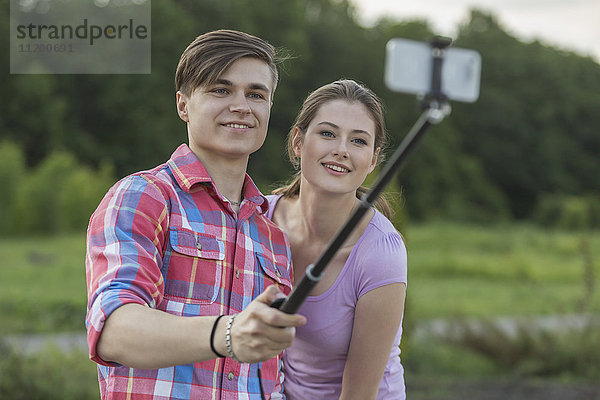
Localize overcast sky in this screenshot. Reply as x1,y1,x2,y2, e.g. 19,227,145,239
351,0,600,63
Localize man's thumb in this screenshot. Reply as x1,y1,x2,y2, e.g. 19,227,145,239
257,284,285,304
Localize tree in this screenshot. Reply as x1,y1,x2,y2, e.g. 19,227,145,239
2,2,598,222
454,10,600,217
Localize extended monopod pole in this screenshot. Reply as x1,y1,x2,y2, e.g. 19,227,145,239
271,38,453,314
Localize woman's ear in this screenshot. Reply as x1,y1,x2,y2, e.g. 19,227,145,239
368,147,381,174
176,91,189,123
292,127,303,158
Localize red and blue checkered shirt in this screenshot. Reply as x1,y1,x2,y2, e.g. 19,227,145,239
85,144,293,400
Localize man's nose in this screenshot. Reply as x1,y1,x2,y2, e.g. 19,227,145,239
229,92,251,114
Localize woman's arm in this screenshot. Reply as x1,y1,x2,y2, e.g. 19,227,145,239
339,282,406,400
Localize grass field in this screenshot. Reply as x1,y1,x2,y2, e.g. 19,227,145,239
1,222,599,399
1,222,598,334
0,233,88,334
404,221,600,320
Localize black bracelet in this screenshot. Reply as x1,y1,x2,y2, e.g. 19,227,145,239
210,315,226,358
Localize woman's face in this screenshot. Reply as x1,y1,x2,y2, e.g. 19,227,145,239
295,99,379,196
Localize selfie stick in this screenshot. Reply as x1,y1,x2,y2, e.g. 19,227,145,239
271,37,453,314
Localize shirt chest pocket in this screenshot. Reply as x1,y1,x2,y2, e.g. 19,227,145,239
164,227,225,304
256,253,292,293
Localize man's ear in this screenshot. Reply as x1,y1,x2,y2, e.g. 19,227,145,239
368,147,381,174
176,91,189,123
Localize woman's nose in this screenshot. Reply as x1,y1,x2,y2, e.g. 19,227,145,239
332,141,349,158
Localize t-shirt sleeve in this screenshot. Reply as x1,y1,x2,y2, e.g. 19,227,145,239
355,231,407,299
264,194,280,221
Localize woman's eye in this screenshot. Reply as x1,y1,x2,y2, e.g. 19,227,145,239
320,130,334,138
352,138,368,145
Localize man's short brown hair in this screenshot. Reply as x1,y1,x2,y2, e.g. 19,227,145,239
175,30,280,97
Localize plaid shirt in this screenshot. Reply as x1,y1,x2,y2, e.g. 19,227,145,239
85,144,293,400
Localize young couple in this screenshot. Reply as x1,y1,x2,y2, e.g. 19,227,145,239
85,29,407,400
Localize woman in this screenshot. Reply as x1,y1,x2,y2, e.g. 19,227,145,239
266,80,407,399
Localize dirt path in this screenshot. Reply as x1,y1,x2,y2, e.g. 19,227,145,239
2,331,87,354
409,378,600,400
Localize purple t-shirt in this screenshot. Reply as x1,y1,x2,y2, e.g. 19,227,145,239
265,195,407,400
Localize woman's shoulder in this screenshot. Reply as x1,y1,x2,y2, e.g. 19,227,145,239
350,209,408,295
351,210,406,268
264,194,282,220
363,209,405,248
265,194,281,203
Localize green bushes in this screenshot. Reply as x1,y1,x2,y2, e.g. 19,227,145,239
437,318,600,380
533,194,600,230
0,141,26,235
0,141,114,236
0,343,98,400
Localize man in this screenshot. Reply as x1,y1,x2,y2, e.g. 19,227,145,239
85,30,306,400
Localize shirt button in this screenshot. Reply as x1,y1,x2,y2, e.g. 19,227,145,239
235,270,240,279
227,371,235,380
275,268,281,278
196,242,202,250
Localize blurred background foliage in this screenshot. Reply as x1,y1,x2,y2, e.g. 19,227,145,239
1,0,599,236
2,1,600,398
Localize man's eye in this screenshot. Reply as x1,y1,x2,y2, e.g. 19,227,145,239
249,92,265,100
212,88,228,94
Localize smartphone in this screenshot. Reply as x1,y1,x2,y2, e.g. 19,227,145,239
385,38,481,103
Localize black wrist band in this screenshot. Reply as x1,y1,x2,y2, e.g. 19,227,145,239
210,315,226,358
